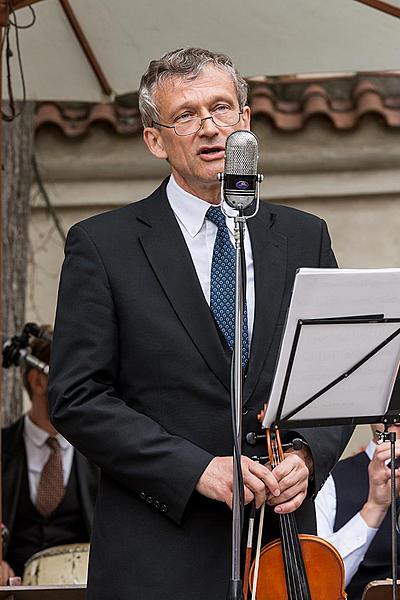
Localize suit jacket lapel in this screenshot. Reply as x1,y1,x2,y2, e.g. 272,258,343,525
136,184,231,391
244,204,288,404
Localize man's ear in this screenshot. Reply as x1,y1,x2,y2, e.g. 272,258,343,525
143,127,168,160
242,105,251,130
27,369,47,396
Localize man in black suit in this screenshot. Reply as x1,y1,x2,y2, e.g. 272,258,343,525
1,329,98,583
316,423,400,600
48,48,352,600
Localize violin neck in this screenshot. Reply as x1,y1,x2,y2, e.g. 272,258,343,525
279,512,311,600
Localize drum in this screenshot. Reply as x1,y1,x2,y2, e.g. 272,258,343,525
23,543,90,585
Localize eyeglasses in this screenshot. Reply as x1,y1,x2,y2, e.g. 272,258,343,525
152,110,243,136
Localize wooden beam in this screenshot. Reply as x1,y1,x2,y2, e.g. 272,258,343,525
355,0,400,18
0,0,43,27
58,0,112,96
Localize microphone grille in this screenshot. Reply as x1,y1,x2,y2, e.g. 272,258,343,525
225,130,258,176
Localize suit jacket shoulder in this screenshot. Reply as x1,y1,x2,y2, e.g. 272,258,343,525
69,179,169,240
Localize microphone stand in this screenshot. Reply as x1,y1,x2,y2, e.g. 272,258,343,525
2,322,50,374
220,176,262,600
227,206,246,600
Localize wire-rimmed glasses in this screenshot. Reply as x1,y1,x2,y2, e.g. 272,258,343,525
153,110,243,136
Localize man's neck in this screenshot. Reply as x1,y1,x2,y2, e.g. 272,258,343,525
28,404,57,436
171,172,221,205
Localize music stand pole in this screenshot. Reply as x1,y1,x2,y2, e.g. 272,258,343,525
381,426,398,600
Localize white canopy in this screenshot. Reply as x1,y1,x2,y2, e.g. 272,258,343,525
4,0,400,102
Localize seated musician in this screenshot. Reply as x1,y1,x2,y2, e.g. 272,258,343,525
316,423,400,600
0,327,99,585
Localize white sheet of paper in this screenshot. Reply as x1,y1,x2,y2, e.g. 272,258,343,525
262,268,400,428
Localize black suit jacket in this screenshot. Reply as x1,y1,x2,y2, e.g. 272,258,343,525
48,179,352,600
2,416,99,557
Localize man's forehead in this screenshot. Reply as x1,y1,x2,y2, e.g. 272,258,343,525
154,66,237,115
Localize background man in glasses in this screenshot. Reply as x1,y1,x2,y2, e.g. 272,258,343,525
316,422,400,600
49,47,352,600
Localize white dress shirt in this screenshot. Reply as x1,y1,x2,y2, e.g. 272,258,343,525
23,414,74,505
166,175,255,347
315,441,379,587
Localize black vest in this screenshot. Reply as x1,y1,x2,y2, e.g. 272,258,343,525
6,454,89,577
332,451,400,600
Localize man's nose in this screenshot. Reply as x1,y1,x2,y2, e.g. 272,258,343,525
198,116,219,136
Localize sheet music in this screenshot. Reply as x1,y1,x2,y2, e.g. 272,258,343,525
262,268,400,428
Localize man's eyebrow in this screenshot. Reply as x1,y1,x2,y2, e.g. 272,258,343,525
169,95,235,118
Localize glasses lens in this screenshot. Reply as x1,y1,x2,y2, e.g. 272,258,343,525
175,117,201,136
213,110,240,127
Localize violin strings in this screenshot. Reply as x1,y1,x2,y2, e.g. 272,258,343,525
272,435,311,600
272,439,300,599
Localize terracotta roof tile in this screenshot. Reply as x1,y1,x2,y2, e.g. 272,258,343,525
249,76,400,130
34,102,142,137
34,75,400,137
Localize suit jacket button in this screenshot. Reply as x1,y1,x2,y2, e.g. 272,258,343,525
146,496,153,504
140,492,146,500
160,504,168,513
242,407,249,416
154,500,160,509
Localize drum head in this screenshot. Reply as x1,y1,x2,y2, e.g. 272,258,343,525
23,543,90,586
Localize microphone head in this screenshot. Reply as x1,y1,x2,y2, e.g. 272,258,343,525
222,130,259,210
225,130,258,176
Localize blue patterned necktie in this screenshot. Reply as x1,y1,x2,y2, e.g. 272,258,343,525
206,206,249,368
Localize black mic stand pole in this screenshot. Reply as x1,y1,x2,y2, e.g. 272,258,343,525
226,205,247,600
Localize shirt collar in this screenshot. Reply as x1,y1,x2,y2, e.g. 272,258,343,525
24,413,70,450
166,174,238,236
167,175,214,238
365,439,377,461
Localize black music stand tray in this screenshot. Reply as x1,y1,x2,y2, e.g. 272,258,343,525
0,585,86,599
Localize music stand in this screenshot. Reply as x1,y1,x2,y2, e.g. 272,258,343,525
261,268,400,600
0,585,85,599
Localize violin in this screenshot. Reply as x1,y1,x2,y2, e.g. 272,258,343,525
245,417,347,600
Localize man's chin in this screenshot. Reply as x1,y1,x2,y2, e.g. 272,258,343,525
201,161,225,182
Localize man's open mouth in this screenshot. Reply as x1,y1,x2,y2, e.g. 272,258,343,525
199,146,225,157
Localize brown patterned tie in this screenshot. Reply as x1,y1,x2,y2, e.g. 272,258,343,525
36,436,65,518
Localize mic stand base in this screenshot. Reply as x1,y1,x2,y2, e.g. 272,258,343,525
226,579,244,600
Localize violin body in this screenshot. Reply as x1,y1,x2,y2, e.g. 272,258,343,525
246,423,347,600
249,533,347,600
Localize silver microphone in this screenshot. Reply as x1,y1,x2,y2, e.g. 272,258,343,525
219,130,263,210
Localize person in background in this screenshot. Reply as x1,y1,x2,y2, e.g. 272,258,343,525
316,423,400,600
1,326,99,584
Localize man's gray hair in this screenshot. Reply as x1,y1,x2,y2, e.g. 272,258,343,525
138,47,248,128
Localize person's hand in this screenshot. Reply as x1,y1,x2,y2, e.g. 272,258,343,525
0,560,15,585
195,456,280,509
360,440,400,528
266,451,311,514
